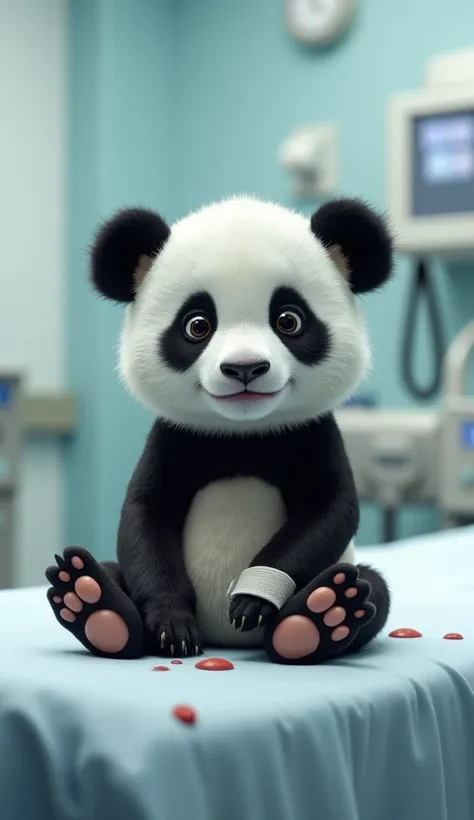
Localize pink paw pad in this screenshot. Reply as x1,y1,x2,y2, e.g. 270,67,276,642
58,571,70,583
71,556,84,570
354,610,365,619
64,592,83,613
75,576,101,605
307,587,336,613
345,587,358,599
272,615,320,660
323,606,346,627
60,608,76,623
333,573,346,585
52,596,62,604
84,610,129,653
332,625,350,642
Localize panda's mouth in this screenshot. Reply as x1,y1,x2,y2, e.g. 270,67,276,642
220,391,280,402
206,389,282,402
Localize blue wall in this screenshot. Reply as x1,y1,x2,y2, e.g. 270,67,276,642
67,0,474,557
67,0,173,558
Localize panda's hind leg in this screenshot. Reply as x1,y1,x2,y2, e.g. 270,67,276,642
46,547,145,659
264,563,390,665
342,564,390,655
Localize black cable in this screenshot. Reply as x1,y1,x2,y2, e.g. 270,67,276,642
401,259,445,400
381,506,397,543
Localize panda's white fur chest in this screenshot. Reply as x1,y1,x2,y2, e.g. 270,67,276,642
183,477,286,647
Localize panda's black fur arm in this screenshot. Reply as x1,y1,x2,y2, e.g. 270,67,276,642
117,414,358,641
117,422,201,652
248,414,359,587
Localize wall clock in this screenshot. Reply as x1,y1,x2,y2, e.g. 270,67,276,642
285,0,357,46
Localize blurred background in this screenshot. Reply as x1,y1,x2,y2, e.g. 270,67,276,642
2,0,474,588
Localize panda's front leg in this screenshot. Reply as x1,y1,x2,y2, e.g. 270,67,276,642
228,485,360,635
228,520,360,636
226,512,344,635
117,498,204,658
227,506,390,663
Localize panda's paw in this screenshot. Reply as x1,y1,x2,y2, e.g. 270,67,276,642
264,563,376,665
145,609,204,657
46,547,145,660
228,594,276,632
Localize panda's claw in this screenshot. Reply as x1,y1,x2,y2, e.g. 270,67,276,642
228,594,276,632
54,553,67,570
145,610,202,657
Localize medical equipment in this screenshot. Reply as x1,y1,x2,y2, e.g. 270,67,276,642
338,318,474,540
388,49,474,257
335,49,474,536
0,374,75,589
401,259,446,400
0,373,21,590
439,320,474,524
337,406,439,542
388,49,474,400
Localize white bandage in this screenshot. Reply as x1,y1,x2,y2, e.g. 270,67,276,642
227,566,296,610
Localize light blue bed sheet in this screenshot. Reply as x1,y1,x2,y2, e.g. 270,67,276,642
1,527,474,820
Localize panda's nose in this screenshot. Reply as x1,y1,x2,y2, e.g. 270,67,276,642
220,360,270,384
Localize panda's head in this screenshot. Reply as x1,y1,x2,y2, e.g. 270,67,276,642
91,196,393,435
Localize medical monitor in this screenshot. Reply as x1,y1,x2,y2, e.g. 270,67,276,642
388,87,474,255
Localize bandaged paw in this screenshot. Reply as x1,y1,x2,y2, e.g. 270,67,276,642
227,566,296,611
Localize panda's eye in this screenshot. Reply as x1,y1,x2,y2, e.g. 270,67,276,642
183,313,213,342
276,307,305,336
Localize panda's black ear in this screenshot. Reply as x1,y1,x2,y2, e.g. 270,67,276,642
310,198,394,294
91,207,171,302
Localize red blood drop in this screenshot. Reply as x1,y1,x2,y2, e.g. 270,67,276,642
153,665,169,671
195,657,235,671
172,705,197,724
171,660,183,665
389,628,422,638
444,632,464,640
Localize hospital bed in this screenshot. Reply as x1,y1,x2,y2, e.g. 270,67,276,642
1,527,474,820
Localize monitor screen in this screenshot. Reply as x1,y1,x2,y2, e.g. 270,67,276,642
0,382,12,408
460,420,474,449
411,110,474,216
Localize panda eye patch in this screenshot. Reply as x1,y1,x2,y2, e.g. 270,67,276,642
160,291,217,372
276,306,305,336
269,286,330,366
183,313,213,342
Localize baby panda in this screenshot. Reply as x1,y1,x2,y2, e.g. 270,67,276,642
46,195,393,665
